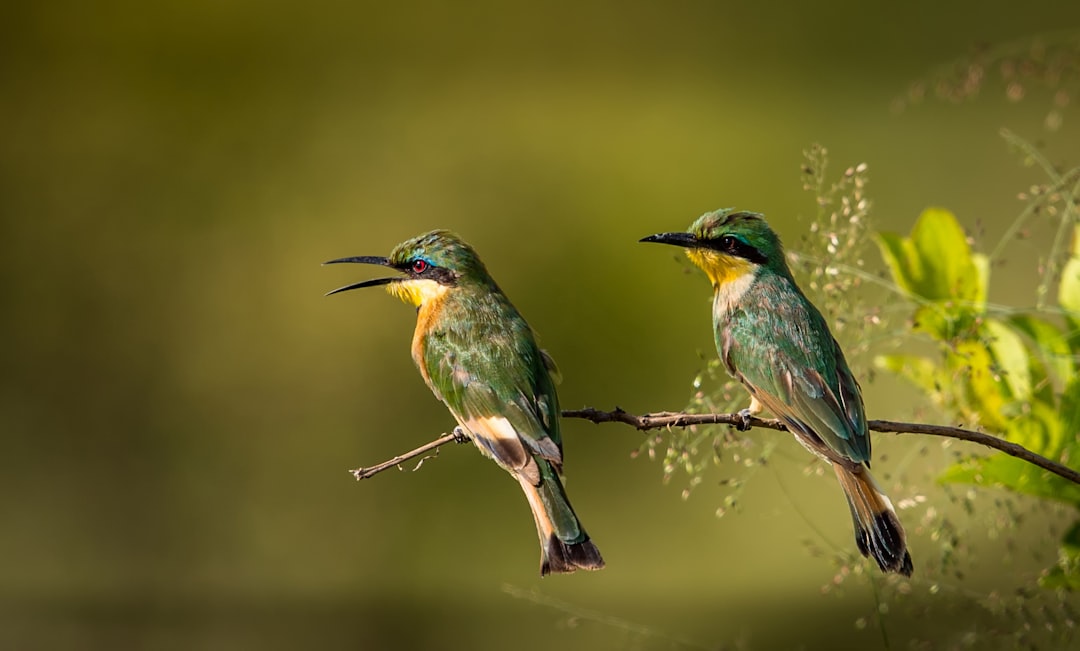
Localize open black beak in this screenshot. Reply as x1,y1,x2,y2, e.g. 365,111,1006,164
323,255,402,296
639,232,699,248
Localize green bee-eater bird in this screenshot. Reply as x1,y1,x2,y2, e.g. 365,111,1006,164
641,209,913,576
325,230,604,575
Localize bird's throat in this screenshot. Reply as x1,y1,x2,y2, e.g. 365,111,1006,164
686,249,754,289
388,278,448,307
396,280,450,388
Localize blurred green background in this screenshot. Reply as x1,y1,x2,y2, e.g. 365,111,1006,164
3,1,1079,649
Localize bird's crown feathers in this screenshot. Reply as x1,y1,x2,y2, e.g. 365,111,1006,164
389,230,491,282
686,208,789,271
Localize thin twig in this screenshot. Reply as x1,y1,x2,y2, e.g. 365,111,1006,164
348,407,1080,486
348,430,463,480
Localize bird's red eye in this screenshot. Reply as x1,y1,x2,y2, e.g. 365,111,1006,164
411,259,428,273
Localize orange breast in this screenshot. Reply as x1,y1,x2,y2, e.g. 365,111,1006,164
410,294,445,387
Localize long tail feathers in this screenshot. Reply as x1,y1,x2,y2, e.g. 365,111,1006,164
518,461,604,576
833,463,914,576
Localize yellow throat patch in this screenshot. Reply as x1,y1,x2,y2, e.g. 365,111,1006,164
388,279,451,387
387,278,449,307
685,248,754,288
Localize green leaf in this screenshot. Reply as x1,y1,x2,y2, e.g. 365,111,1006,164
1038,520,1080,591
910,304,973,341
939,454,1080,505
1059,376,1080,457
1065,520,1080,550
972,252,990,307
1060,225,1080,345
1009,314,1075,387
984,319,1032,402
1003,401,1063,457
875,208,986,306
947,341,1010,432
875,231,921,298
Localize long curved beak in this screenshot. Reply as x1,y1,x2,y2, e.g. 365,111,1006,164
324,255,393,266
639,232,699,248
323,255,402,296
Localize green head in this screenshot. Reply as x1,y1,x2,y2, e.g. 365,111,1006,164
324,230,492,306
640,208,789,287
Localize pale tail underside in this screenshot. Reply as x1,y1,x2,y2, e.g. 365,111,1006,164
464,412,603,575
833,463,914,576
518,471,604,576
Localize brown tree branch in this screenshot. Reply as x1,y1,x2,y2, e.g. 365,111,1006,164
348,408,1080,486
564,408,1080,485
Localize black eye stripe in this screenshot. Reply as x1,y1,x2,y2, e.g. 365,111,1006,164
707,235,767,264
397,259,459,286
429,267,458,285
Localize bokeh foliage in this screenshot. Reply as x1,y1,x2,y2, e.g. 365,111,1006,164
876,148,1080,590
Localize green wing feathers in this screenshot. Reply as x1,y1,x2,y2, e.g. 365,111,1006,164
421,294,563,471
419,289,600,574
722,277,870,464
720,273,910,574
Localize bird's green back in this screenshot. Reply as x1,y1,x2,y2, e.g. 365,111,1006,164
420,278,563,465
717,268,871,464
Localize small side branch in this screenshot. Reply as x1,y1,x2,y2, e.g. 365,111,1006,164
347,407,1080,486
348,428,468,480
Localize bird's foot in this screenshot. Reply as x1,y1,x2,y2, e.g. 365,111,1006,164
735,408,754,432
451,426,471,444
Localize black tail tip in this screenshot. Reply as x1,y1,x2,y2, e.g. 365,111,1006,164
872,549,914,577
897,552,914,577
856,512,914,576
540,535,605,576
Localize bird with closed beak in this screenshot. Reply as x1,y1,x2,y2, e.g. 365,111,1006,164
641,208,913,576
